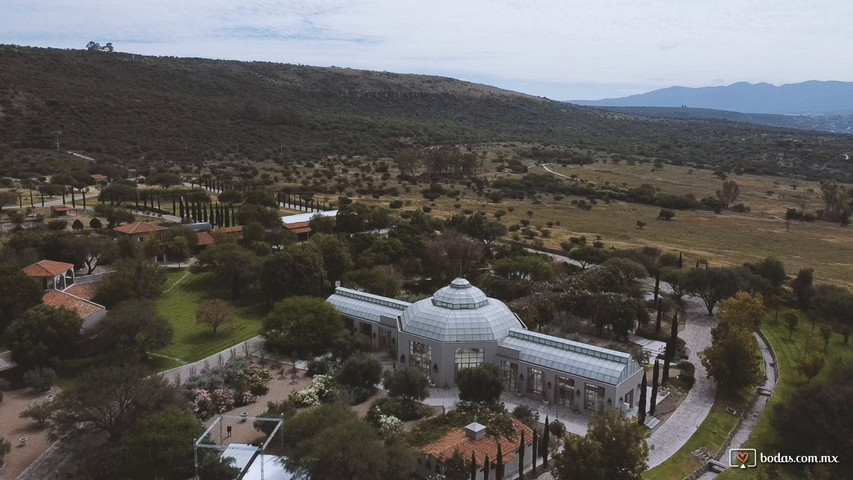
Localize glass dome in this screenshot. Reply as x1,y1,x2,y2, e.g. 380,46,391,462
400,278,523,342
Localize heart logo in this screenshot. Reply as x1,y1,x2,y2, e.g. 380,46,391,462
736,451,749,464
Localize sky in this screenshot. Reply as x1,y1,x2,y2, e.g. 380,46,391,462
3,0,853,100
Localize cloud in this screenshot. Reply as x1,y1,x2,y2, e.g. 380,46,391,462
3,0,853,98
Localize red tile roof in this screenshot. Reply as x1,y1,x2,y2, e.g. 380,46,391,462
219,226,243,233
90,174,108,182
284,221,310,230
42,290,105,320
113,222,167,235
51,205,74,212
421,418,533,467
65,283,97,301
23,260,74,278
197,231,215,246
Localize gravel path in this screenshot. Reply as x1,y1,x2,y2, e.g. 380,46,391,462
647,295,718,468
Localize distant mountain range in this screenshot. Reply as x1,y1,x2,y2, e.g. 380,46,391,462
571,81,853,115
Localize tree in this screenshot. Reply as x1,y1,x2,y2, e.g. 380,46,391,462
94,299,173,358
281,403,411,480
532,429,538,471
456,363,504,405
716,180,740,207
748,257,787,288
94,259,166,308
699,323,763,390
568,246,609,270
0,437,10,468
89,217,103,229
195,299,236,337
72,218,85,231
165,235,191,266
5,305,83,369
637,373,647,425
218,190,244,205
343,266,402,297
483,454,491,480
51,364,182,440
383,367,430,401
774,362,853,461
542,415,551,467
193,243,262,300
308,214,336,234
795,353,825,383
0,265,43,334
717,291,765,331
23,367,57,392
312,234,353,285
114,406,204,480
819,325,833,352
263,296,345,357
471,451,477,480
517,431,525,480
337,353,382,390
657,209,675,221
73,234,118,274
424,232,487,281
554,409,649,480
496,442,504,480
20,400,54,427
492,255,553,281
260,243,325,305
0,191,18,211
635,220,646,230
197,451,241,480
790,268,815,310
785,312,799,339
649,359,660,416
682,267,742,314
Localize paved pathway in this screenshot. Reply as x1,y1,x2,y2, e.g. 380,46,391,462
647,295,718,468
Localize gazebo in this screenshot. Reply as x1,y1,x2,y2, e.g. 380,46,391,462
23,260,75,291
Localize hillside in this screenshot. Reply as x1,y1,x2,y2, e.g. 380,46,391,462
1,46,853,181
589,106,853,135
571,80,853,115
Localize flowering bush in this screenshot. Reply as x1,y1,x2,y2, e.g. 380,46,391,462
211,388,235,413
185,358,271,417
376,413,403,439
288,374,337,407
192,388,213,416
236,364,273,396
237,391,258,406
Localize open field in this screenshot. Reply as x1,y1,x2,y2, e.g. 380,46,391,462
155,270,265,365
717,311,853,479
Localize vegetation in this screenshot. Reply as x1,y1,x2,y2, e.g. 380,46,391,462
555,409,649,480
93,299,173,359
262,296,345,358
456,363,504,405
195,299,237,337
5,304,83,369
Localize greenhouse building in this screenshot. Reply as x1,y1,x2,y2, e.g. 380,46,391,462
327,278,644,413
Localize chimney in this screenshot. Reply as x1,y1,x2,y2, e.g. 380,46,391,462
465,422,487,441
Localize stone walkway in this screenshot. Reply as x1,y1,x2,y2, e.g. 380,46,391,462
647,295,718,468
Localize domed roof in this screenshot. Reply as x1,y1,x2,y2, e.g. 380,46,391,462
400,278,523,342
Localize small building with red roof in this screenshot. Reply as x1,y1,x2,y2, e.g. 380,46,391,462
419,419,533,479
113,221,168,243
23,260,75,290
42,290,107,330
51,205,75,217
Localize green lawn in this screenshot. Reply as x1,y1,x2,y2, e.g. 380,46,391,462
644,387,751,480
155,269,266,366
717,310,853,479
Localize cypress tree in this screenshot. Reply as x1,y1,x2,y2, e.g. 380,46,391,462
638,373,647,425
470,451,477,480
70,189,76,208
29,190,34,208
531,429,538,472
655,299,663,334
662,354,671,386
678,251,683,269
517,431,525,480
653,269,660,302
650,358,660,416
496,441,504,480
82,190,86,209
542,416,550,467
172,195,176,215
483,454,490,480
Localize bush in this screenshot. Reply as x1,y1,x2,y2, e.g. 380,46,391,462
47,219,67,231
336,353,382,390
549,419,566,437
389,200,403,209
368,397,426,423
0,437,10,468
20,401,54,427
307,355,337,377
657,209,675,221
23,367,56,392
512,405,540,430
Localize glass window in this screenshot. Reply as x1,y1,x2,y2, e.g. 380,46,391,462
410,341,432,379
500,360,519,392
454,348,485,379
529,367,544,395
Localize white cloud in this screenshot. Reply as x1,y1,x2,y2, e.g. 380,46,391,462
4,0,852,98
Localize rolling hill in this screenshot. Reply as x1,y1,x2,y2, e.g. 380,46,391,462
1,46,853,181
